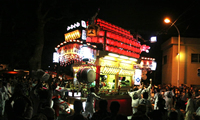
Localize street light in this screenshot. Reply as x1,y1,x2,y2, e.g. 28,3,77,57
164,18,180,87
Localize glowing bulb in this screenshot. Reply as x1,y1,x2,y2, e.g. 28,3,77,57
164,18,171,23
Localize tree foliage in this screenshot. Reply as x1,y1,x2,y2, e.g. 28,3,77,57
0,0,100,73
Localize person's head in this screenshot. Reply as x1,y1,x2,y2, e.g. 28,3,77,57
14,83,24,95
186,89,189,93
99,99,108,110
169,111,178,120
133,87,138,91
156,88,160,93
13,97,28,117
74,100,83,113
110,101,120,114
142,92,148,99
157,98,166,110
169,87,173,91
40,107,55,120
137,104,146,114
90,87,95,92
175,101,181,110
187,92,192,98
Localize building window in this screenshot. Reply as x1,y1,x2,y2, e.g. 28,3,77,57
164,55,167,64
191,53,200,63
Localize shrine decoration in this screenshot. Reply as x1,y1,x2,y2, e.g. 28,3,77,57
56,41,97,66
86,18,141,59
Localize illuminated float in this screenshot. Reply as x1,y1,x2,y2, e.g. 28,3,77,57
54,18,155,116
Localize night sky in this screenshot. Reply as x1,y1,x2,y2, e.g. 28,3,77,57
0,0,200,82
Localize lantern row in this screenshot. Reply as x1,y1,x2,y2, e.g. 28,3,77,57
98,30,140,48
105,45,140,58
86,37,141,54
96,19,131,37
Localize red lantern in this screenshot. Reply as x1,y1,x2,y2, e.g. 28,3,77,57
117,42,121,47
107,32,111,38
110,40,114,45
98,31,105,36
99,38,104,43
113,47,118,53
106,39,110,44
110,33,114,39
105,45,109,51
92,37,97,43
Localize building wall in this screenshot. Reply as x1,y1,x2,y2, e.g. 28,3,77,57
162,46,173,84
162,37,200,86
186,45,200,86
171,45,178,86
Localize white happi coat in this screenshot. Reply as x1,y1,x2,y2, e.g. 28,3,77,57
83,92,101,118
154,92,160,110
128,88,142,114
141,83,152,100
0,86,10,116
164,91,174,110
185,98,195,120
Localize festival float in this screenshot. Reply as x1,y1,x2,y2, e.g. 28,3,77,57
53,18,155,116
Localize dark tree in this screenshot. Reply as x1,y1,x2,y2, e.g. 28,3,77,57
0,0,99,72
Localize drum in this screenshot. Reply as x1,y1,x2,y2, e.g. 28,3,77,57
77,68,96,83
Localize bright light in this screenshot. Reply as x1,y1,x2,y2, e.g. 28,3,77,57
164,18,171,23
150,61,157,71
103,56,115,61
121,60,132,64
129,58,137,62
64,30,81,41
150,36,157,43
81,20,87,28
82,101,86,111
69,104,74,109
108,53,119,57
134,69,142,85
119,55,128,59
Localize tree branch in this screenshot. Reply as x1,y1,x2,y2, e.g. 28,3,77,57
42,0,57,21
45,16,64,23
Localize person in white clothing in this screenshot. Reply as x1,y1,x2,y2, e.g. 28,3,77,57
128,83,143,114
185,92,195,120
153,88,162,110
164,87,174,111
141,79,152,101
139,91,152,114
82,87,101,119
0,82,10,116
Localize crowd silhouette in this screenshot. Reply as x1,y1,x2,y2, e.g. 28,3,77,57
0,73,200,120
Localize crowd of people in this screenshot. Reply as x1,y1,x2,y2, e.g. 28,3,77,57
1,71,200,120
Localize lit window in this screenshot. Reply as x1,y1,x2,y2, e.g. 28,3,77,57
191,54,200,63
